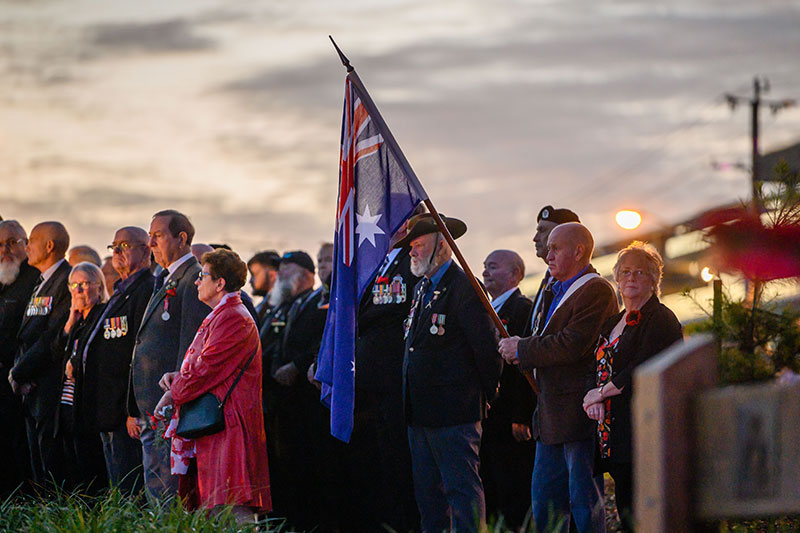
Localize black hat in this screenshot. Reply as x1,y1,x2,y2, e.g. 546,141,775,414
394,213,467,249
537,205,580,225
280,250,315,274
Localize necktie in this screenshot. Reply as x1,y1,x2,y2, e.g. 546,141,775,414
153,269,168,295
418,277,432,308
31,274,44,297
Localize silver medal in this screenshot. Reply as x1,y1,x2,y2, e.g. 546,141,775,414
430,324,439,335
162,311,170,321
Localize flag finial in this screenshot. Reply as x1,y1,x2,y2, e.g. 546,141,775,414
329,36,354,73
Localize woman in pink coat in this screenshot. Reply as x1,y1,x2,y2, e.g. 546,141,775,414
155,248,271,522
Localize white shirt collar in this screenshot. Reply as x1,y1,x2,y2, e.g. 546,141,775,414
38,259,66,294
491,287,517,311
166,252,194,280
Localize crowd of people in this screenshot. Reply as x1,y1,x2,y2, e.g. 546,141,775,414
0,205,683,532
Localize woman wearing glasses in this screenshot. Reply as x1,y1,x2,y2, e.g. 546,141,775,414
154,249,271,523
55,261,109,492
582,242,682,531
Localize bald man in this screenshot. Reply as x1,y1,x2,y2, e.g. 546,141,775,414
10,221,73,485
75,226,154,494
68,245,102,267
480,249,535,530
498,223,618,533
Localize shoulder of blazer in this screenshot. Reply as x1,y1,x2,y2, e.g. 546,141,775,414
171,257,200,286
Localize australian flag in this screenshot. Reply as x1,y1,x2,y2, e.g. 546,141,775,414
316,76,427,442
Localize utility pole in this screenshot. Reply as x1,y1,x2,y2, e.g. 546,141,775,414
725,77,796,212
723,77,796,351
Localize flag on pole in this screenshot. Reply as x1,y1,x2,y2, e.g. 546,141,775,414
315,76,427,442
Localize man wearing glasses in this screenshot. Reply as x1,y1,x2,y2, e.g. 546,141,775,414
0,220,41,496
73,226,154,495
9,221,72,487
129,210,209,500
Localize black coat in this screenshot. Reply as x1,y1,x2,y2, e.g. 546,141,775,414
277,287,327,376
356,248,420,392
80,270,154,428
484,289,535,431
54,303,107,434
0,260,40,372
403,262,502,428
590,294,682,464
11,260,72,423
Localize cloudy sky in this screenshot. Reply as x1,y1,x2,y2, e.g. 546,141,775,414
1,0,799,274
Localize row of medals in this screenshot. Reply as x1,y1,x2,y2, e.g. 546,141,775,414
104,316,129,339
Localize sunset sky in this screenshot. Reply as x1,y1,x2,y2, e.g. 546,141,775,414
2,0,799,274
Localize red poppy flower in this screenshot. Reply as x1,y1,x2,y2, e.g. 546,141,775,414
626,310,641,326
376,276,389,284
166,288,177,297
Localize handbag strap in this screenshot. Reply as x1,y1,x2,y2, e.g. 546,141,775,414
218,342,259,407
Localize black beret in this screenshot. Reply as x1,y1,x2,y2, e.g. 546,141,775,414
537,205,580,225
280,250,315,274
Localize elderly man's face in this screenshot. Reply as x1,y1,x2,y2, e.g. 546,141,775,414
25,226,51,270
533,220,558,261
148,216,184,268
482,252,518,298
111,229,149,277
0,227,26,267
409,233,440,277
545,227,580,282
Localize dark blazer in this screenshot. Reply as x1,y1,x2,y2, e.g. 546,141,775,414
590,294,682,464
517,266,618,445
485,289,535,431
356,248,420,392
11,259,72,423
129,257,209,419
0,260,40,372
403,262,502,428
277,287,327,376
79,269,154,429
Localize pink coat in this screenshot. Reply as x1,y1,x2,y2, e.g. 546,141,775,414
171,293,272,510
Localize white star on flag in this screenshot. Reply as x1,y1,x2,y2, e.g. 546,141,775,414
355,205,384,247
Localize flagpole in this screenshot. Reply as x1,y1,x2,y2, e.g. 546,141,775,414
329,36,538,394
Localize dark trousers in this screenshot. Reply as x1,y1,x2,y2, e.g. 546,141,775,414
101,425,144,496
343,388,419,533
0,380,31,497
408,422,485,533
57,404,108,494
480,418,535,529
24,411,58,486
603,461,633,532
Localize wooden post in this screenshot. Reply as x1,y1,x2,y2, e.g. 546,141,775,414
633,334,718,532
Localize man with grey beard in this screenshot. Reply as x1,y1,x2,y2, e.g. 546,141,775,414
397,213,502,533
0,220,40,496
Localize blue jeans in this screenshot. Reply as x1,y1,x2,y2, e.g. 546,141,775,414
139,420,177,501
408,422,485,533
531,439,605,533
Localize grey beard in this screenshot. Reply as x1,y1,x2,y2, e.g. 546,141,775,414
0,259,21,286
268,273,302,307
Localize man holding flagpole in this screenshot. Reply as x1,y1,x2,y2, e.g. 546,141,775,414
397,213,502,533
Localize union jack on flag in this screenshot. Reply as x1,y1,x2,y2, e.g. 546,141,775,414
316,76,427,442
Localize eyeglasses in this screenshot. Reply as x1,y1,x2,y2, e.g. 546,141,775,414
0,238,24,249
197,271,214,282
68,281,99,292
618,269,649,279
107,242,145,254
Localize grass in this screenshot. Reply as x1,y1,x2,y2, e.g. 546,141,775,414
0,486,286,532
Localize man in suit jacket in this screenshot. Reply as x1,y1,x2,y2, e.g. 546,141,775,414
76,226,153,495
0,220,41,496
129,210,210,499
399,213,502,533
499,223,618,533
480,249,535,530
9,221,72,485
